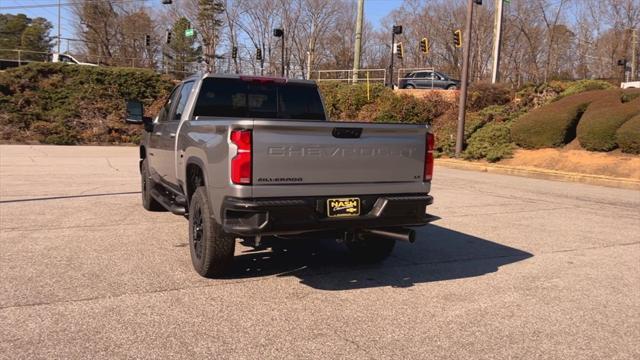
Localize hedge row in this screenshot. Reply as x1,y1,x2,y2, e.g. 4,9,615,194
577,92,640,151
510,90,609,148
0,63,173,144
615,114,640,154
317,82,454,124
463,122,513,162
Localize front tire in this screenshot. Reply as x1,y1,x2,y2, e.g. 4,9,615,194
405,84,415,89
447,85,458,90
188,187,236,277
345,231,396,263
141,158,165,211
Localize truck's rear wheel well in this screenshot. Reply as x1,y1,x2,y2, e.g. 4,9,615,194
186,163,205,203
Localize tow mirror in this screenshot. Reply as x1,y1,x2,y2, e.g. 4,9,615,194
125,100,144,124
125,100,154,132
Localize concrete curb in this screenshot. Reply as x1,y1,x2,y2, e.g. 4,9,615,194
436,159,640,191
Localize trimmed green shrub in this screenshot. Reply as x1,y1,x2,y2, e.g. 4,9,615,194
615,114,640,154
510,90,610,148
467,82,511,111
365,92,450,124
431,110,484,157
577,93,640,151
558,79,613,98
317,81,390,120
463,122,513,162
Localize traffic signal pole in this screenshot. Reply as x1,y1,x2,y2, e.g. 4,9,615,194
389,31,396,88
455,0,476,157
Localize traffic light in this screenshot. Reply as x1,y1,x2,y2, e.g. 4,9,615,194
232,46,238,59
392,25,403,35
420,38,429,54
473,0,482,4
453,30,462,48
396,42,403,60
256,48,262,61
162,0,172,4
145,34,151,47
273,28,284,37
166,30,172,44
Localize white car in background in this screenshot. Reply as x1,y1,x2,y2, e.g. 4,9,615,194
51,53,98,66
621,81,640,89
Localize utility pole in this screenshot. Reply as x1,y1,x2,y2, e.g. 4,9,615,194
632,28,638,81
491,0,504,84
352,0,365,84
306,20,315,80
57,0,61,54
455,0,477,157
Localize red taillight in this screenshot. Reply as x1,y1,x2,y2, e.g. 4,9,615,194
424,133,434,182
230,129,252,184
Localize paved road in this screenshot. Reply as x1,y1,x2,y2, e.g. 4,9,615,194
1,145,639,359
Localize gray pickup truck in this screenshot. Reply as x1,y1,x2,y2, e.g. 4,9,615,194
125,73,436,277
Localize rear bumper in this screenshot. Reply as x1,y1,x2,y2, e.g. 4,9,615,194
221,193,436,236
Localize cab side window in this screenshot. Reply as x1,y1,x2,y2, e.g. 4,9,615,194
157,86,181,123
173,81,195,121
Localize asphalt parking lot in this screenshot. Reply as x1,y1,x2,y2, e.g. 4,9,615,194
1,145,639,359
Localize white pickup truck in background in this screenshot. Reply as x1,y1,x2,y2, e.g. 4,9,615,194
621,81,640,89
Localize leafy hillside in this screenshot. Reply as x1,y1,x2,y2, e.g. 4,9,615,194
1,64,635,159
0,63,173,144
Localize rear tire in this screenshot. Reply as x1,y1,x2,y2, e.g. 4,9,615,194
447,85,458,90
188,187,236,277
405,84,415,89
345,231,396,263
141,158,165,211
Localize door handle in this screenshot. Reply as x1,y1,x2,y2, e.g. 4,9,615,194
169,133,176,138
153,132,162,136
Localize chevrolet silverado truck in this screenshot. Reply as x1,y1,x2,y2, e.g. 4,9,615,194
125,73,436,277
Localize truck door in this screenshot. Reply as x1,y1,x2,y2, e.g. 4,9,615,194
147,85,180,183
160,81,194,186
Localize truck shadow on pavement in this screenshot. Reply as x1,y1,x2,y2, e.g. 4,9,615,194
229,224,533,291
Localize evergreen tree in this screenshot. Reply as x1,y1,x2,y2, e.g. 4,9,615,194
167,17,200,75
0,14,53,61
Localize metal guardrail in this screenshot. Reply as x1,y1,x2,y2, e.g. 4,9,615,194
0,48,198,74
313,69,387,84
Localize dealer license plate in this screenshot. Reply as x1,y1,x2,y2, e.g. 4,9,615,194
327,198,360,217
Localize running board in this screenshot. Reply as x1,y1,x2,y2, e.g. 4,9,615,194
150,188,186,215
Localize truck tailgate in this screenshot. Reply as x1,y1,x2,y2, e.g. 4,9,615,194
251,120,427,185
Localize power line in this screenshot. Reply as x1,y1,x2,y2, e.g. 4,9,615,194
0,0,150,10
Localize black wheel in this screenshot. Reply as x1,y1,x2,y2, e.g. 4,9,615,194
345,231,396,263
405,84,415,89
447,85,458,90
140,158,165,211
188,186,236,277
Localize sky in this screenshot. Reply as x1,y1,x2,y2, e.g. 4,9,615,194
0,0,404,52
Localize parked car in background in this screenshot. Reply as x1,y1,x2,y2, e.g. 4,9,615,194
0,52,97,70
51,53,98,66
399,70,460,90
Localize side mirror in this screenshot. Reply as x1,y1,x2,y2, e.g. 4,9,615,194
125,100,154,132
125,100,144,124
